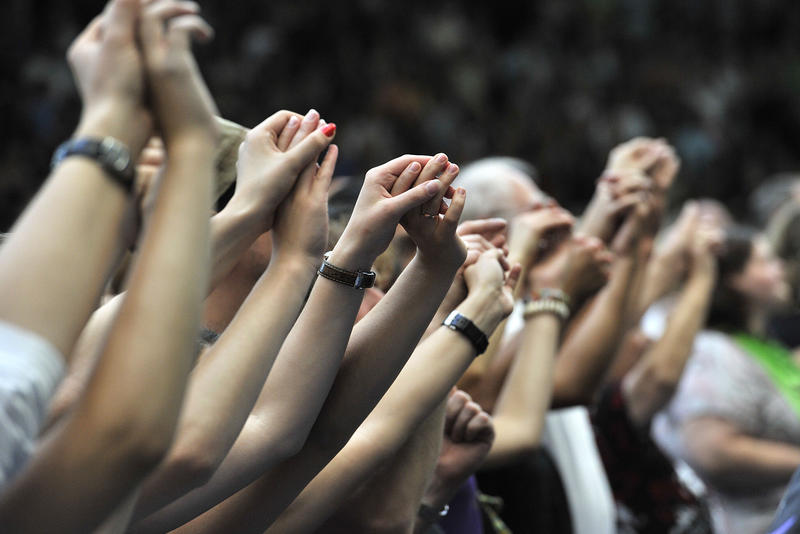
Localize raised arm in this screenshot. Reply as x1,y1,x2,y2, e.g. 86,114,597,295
552,202,649,407
44,110,334,432
131,123,337,517
0,0,153,359
131,154,446,534
168,156,468,534
207,108,334,289
0,2,218,532
267,248,517,533
488,234,610,466
622,222,720,425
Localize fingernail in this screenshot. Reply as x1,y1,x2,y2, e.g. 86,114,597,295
317,119,327,129
435,153,447,163
287,116,299,128
408,162,421,172
321,123,336,137
425,180,441,194
304,109,319,122
448,163,459,174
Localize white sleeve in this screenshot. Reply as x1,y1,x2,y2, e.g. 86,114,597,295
0,320,64,489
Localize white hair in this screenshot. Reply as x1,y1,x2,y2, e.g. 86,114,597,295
454,157,539,222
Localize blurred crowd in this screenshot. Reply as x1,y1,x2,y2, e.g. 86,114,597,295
5,1,800,534
5,0,800,229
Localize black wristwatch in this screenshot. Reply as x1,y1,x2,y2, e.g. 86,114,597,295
51,137,135,190
317,251,376,290
442,311,489,355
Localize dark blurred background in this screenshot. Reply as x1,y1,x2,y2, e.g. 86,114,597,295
3,0,800,229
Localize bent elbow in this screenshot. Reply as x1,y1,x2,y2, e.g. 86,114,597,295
160,443,221,490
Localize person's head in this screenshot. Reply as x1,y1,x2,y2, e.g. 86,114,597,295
454,157,549,222
749,173,800,227
708,226,791,332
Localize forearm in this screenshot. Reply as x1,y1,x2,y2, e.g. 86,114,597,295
0,147,129,358
132,256,316,520
329,405,447,534
207,202,267,291
552,256,635,406
623,268,714,425
130,260,365,534
0,139,215,533
689,430,800,492
310,252,458,446
169,274,484,534
486,313,561,466
267,291,501,533
637,252,682,313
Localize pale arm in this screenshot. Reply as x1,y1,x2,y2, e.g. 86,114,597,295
130,156,446,534
269,285,506,533
681,417,800,493
486,313,561,467
622,261,715,425
551,254,636,406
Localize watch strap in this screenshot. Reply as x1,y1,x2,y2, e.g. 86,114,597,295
317,252,376,290
443,310,489,355
51,137,135,189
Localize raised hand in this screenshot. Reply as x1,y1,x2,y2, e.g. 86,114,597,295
329,155,446,271
606,137,680,192
421,390,495,511
579,170,648,244
139,0,217,146
226,109,336,232
438,225,506,314
529,234,612,305
508,203,574,269
457,218,508,249
689,220,724,274
400,154,466,270
462,249,521,331
271,145,339,267
67,0,158,155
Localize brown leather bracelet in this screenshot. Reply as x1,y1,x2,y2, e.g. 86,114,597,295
317,251,376,290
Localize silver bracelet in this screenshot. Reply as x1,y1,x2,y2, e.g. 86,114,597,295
522,298,570,321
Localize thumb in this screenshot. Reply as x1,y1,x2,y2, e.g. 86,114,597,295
287,125,336,175
388,179,440,216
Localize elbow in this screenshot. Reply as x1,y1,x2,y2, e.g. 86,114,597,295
647,365,681,401
267,430,307,462
89,416,175,474
551,375,594,408
159,442,222,490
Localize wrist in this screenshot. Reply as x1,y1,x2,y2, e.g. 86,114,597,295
219,195,274,234
269,251,320,279
459,288,506,334
164,129,218,156
328,234,378,272
76,103,150,156
417,242,467,274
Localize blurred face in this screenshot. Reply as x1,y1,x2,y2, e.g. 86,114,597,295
729,238,791,309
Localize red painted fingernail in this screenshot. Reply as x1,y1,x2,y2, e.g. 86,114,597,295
321,123,336,137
